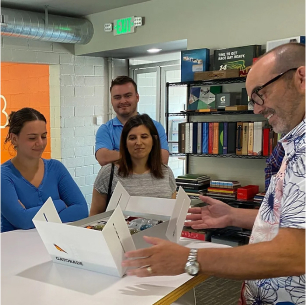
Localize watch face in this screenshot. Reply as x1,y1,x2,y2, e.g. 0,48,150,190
185,261,200,276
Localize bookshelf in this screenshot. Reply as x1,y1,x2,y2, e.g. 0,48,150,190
165,77,268,189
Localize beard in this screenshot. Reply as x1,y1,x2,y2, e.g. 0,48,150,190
116,103,137,117
267,100,303,134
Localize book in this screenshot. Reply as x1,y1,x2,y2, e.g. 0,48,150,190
263,127,270,156
248,122,254,155
253,121,263,155
176,182,209,191
269,129,275,156
223,122,228,154
177,174,210,183
242,122,249,155
213,122,219,154
236,121,243,155
192,122,198,154
196,108,218,112
202,122,209,154
185,123,190,153
253,192,266,201
189,123,193,154
228,122,236,154
178,122,186,153
207,187,237,194
181,229,205,241
197,122,202,154
218,122,224,154
177,174,210,179
208,122,214,154
206,192,237,199
225,105,248,111
210,180,241,188
176,180,210,190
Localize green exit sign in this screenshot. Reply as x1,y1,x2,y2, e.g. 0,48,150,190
114,17,135,36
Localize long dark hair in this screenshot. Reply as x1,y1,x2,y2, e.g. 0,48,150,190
4,108,47,148
117,114,164,178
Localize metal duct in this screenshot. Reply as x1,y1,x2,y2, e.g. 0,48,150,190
1,7,94,44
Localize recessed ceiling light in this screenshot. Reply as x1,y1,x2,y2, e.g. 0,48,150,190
147,48,162,53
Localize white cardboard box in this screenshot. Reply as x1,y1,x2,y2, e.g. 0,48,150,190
33,182,191,277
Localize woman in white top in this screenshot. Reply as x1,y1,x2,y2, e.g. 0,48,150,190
90,114,176,216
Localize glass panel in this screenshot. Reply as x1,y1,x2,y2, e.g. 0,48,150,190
164,69,186,176
136,72,157,120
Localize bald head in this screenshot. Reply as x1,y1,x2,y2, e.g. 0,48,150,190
256,42,305,74
246,42,305,134
246,43,305,94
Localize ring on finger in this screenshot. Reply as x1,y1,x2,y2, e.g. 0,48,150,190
146,266,153,274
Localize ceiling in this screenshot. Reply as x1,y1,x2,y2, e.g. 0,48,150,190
1,0,152,17
1,0,185,58
88,40,187,59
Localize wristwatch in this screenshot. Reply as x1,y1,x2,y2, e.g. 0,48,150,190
185,248,200,276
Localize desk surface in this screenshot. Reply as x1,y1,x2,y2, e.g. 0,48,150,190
1,230,227,305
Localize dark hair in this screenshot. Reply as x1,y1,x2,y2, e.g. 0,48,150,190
117,114,164,178
110,76,138,93
4,108,47,146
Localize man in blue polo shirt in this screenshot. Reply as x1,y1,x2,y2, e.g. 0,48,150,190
95,76,169,166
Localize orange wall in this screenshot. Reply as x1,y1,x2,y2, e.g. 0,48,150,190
1,63,51,164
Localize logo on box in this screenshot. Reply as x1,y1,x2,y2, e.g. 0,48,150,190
54,244,67,253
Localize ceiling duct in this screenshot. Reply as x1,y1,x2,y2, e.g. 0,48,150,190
1,7,94,44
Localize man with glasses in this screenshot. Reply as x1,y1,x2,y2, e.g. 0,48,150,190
122,43,305,304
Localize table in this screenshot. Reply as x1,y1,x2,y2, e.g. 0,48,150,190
1,229,228,305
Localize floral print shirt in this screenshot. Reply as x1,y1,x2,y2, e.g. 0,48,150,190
242,119,305,305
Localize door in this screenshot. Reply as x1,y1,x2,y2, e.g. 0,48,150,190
130,61,186,177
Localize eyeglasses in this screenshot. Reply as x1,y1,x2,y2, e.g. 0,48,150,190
248,67,298,107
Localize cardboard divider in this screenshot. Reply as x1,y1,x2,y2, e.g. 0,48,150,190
33,183,191,277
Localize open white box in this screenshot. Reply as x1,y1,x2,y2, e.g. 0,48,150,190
33,182,191,277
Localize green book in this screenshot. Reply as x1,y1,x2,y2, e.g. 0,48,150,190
218,122,224,154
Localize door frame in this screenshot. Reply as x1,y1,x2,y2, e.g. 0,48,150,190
129,60,180,124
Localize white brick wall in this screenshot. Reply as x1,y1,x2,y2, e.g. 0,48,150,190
2,36,108,206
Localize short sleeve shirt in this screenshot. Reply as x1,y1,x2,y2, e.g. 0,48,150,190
95,116,169,153
94,164,176,199
241,119,305,304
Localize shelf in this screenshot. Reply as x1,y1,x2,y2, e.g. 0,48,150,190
204,227,252,239
167,110,255,116
170,153,186,157
191,154,267,159
170,153,267,159
167,77,246,87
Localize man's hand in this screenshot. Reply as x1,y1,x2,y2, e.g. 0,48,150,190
185,196,234,229
122,236,189,277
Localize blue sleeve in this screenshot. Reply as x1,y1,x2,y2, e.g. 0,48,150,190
1,170,66,230
154,121,169,151
53,161,89,222
95,124,115,153
264,142,285,191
